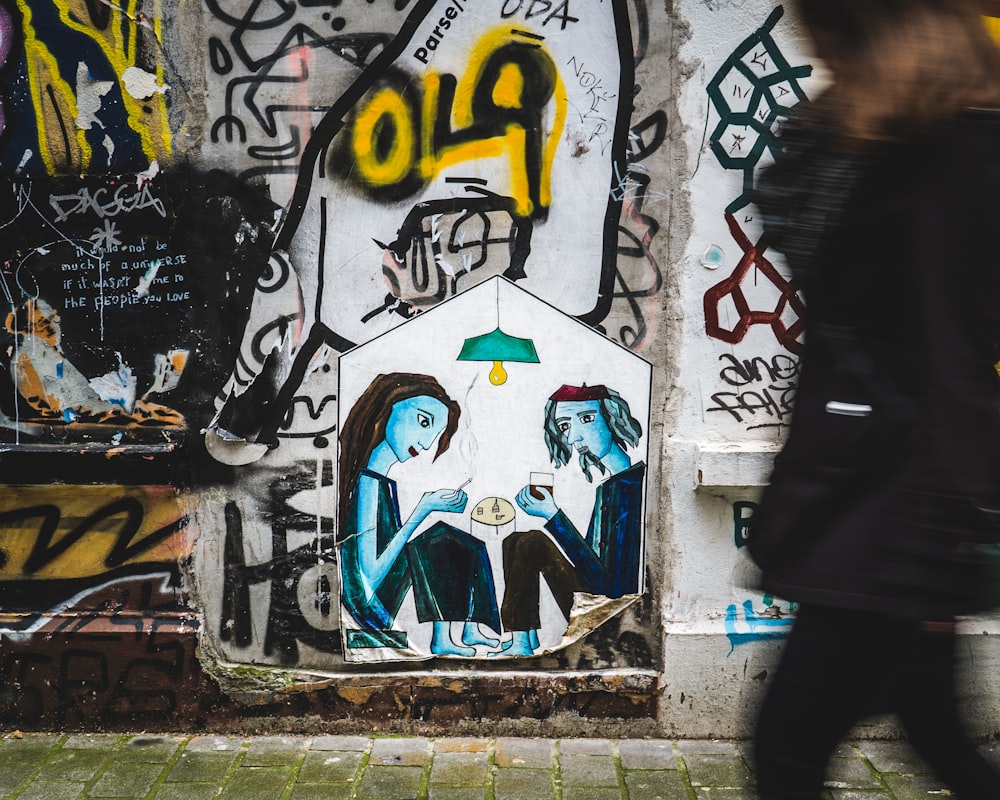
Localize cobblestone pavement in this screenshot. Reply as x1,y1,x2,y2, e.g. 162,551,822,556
1,732,998,799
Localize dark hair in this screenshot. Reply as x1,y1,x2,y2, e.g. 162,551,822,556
338,373,461,534
543,388,642,482
797,0,1000,141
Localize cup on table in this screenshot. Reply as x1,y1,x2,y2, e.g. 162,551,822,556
529,472,554,500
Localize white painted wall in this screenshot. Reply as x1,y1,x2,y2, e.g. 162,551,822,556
188,0,1000,737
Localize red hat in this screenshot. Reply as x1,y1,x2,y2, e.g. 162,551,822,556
548,384,610,402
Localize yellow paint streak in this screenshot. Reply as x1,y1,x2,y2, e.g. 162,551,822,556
986,15,1000,45
0,485,188,580
420,71,440,178
541,73,567,208
353,87,416,187
18,0,90,173
446,27,565,216
53,0,172,164
492,63,524,109
146,4,173,161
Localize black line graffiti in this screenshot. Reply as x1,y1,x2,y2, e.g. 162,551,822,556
204,0,414,180
0,499,187,577
210,0,640,447
604,109,666,350
220,465,341,664
704,352,800,430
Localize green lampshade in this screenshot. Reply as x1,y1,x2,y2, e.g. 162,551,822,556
457,327,539,363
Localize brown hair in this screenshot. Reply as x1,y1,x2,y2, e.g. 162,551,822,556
338,372,461,535
797,0,1000,141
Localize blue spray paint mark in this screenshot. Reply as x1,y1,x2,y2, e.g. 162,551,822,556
725,599,793,654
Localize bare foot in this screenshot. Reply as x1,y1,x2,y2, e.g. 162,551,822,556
462,622,499,648
431,622,475,657
489,630,536,657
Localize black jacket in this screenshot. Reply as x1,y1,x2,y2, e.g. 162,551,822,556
748,109,1000,620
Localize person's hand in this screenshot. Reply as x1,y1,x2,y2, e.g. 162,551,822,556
515,485,558,520
417,488,469,516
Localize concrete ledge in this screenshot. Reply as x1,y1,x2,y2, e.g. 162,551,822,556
2,617,665,734
694,443,781,488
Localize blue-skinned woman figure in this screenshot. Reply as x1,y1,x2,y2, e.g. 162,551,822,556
338,373,500,657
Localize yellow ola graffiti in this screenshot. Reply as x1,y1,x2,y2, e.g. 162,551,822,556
332,27,567,219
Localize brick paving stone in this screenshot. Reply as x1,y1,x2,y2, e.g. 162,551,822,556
618,740,677,770
369,737,432,767
426,786,488,800
36,749,109,782
854,741,932,774
88,762,167,798
429,751,489,785
217,766,294,800
624,770,689,800
166,750,240,782
824,756,881,790
117,736,184,762
242,736,310,766
691,789,756,800
185,736,246,752
560,739,614,756
493,768,554,800
495,738,554,769
559,754,620,787
681,753,754,789
153,782,221,800
561,788,624,800
296,749,364,782
2,732,994,800
0,735,63,761
676,740,739,755
63,735,118,750
310,735,371,751
0,762,36,794
432,737,489,753
16,781,88,800
289,784,355,800
880,773,953,800
355,764,424,799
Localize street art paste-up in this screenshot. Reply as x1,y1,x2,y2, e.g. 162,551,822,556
337,372,502,657
499,383,645,657
210,0,635,447
337,278,650,662
0,169,275,447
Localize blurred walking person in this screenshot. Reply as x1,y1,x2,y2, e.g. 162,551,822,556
748,1,1000,797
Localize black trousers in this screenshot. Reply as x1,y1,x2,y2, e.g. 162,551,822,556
754,604,1000,800
501,530,586,631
